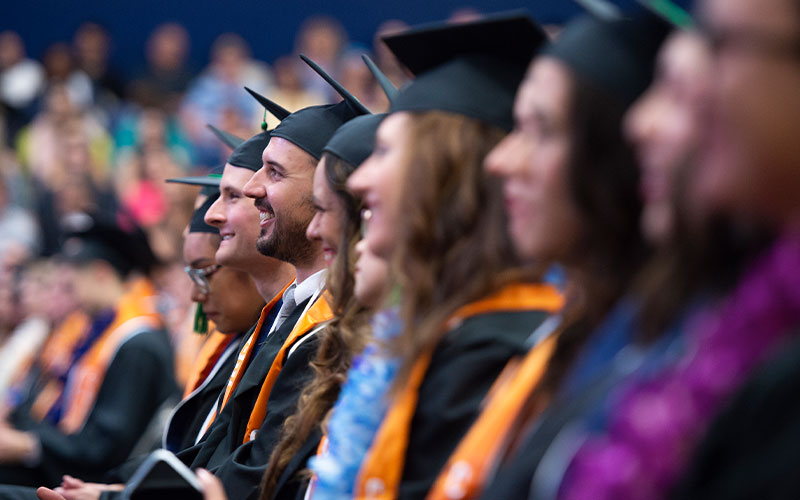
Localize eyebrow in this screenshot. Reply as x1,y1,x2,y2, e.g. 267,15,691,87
221,185,241,196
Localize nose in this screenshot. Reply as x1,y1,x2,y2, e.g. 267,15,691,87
624,92,657,149
190,282,207,303
243,167,267,199
484,133,520,178
306,212,322,242
204,196,225,227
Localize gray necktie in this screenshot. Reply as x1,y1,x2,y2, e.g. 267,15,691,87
269,284,297,335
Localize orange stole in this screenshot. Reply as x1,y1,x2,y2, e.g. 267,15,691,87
23,311,89,420
182,324,230,398
243,292,334,443
426,333,559,500
219,282,291,411
355,283,563,499
59,278,162,433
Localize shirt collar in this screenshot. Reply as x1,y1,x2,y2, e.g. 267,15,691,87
292,268,327,305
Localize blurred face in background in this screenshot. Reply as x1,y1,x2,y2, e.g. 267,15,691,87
625,31,713,243
347,112,411,259
698,0,800,225
44,263,80,323
183,232,262,334
147,23,189,71
353,238,389,308
485,58,582,264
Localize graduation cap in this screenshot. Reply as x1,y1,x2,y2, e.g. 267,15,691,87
541,5,672,107
60,211,158,276
323,113,387,168
382,11,547,132
362,54,400,102
207,124,245,150
223,130,270,171
188,192,220,235
245,58,369,161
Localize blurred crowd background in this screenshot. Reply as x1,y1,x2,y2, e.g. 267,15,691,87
0,0,687,385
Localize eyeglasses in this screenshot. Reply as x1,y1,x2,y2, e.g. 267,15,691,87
184,264,221,295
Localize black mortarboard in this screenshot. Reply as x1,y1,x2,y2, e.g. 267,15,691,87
207,124,245,150
362,54,400,102
226,130,270,171
323,113,386,168
189,192,220,235
245,60,369,161
541,9,672,107
60,211,158,276
382,11,547,132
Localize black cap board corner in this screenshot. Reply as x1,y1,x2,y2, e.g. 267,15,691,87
207,124,245,150
245,87,291,121
267,60,370,161
300,54,371,115
362,54,400,102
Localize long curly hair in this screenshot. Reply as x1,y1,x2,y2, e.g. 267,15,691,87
389,110,538,393
259,153,372,499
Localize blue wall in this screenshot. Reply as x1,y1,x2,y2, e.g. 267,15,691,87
3,0,692,75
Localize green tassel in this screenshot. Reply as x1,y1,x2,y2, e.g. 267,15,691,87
261,109,268,131
193,302,209,334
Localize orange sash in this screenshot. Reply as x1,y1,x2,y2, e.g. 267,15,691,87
426,332,559,500
182,324,230,398
355,283,563,499
59,278,163,433
219,282,291,411
39,311,91,376
243,292,334,443
20,311,88,420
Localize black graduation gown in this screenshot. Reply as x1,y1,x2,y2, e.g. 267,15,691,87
397,309,549,500
92,303,313,500
179,297,311,471
212,327,321,500
102,331,246,484
0,327,176,488
674,326,800,500
165,332,244,453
